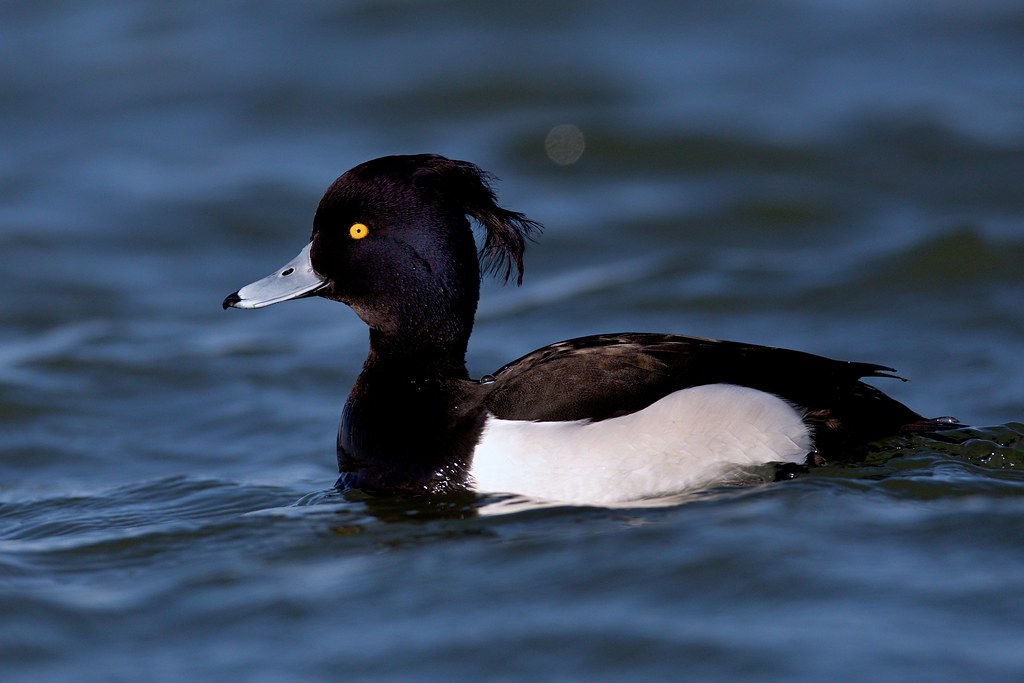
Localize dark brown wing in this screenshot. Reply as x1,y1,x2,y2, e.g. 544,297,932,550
481,333,953,458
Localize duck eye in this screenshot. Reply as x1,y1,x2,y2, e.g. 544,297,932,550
349,223,369,240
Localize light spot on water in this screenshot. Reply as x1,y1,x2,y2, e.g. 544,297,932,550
545,124,585,165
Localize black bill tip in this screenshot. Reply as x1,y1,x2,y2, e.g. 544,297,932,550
222,292,242,310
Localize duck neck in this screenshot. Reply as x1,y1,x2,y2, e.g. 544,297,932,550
364,322,472,380
357,257,479,379
338,320,483,493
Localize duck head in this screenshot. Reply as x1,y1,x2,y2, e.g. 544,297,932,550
223,154,541,361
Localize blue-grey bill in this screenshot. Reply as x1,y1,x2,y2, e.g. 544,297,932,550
223,242,327,310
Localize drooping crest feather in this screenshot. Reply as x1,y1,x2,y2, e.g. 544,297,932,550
413,156,543,285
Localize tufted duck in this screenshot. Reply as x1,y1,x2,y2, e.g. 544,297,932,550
223,154,957,504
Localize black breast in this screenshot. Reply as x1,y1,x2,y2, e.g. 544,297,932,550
336,369,488,494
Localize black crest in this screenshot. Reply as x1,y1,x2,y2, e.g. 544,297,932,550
412,155,543,285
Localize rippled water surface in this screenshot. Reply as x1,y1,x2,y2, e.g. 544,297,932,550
2,1,1024,681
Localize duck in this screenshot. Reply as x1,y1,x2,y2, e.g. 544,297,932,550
223,154,957,505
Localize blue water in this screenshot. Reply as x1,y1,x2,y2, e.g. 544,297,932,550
3,1,1024,680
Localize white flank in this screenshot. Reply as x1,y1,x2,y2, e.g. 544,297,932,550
470,383,812,505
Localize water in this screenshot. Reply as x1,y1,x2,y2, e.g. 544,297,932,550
2,1,1024,680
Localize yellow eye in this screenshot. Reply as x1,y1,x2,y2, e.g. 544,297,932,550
349,223,369,240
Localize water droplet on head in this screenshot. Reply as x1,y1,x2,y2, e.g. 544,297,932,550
479,374,495,385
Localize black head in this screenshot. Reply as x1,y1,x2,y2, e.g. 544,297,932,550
224,155,542,359
307,155,541,356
